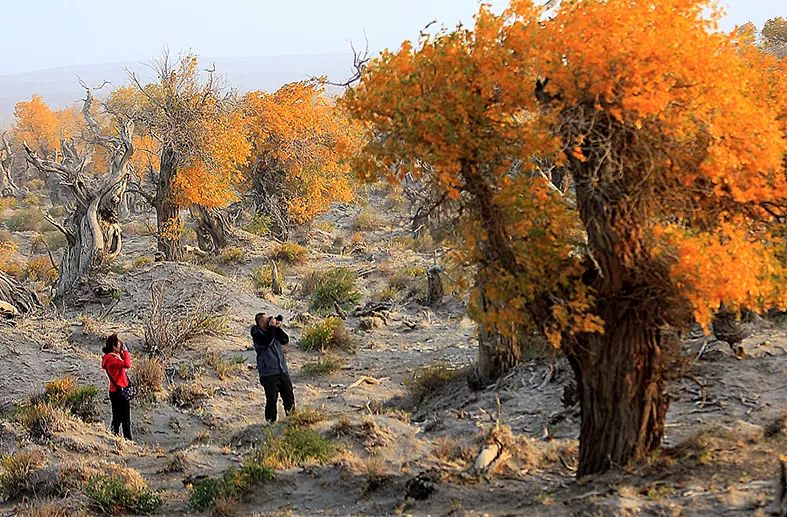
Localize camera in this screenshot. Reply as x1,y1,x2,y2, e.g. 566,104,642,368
267,314,284,324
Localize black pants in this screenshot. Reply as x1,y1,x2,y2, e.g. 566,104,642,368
259,373,295,423
109,390,132,440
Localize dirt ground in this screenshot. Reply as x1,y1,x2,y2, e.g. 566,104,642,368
1,186,786,516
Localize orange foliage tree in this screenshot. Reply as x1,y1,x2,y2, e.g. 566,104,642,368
244,81,361,239
107,54,251,258
344,0,787,475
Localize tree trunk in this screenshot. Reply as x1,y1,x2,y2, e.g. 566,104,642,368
0,271,41,314
155,146,183,261
426,266,444,306
567,312,670,476
190,204,239,253
469,269,521,389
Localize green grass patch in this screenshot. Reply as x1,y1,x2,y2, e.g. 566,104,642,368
299,317,355,352
301,357,343,377
302,267,361,312
86,474,162,515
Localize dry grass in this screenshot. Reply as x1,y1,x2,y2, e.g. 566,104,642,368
252,264,283,291
0,449,47,500
286,406,325,427
406,363,464,404
332,417,393,453
301,356,343,377
218,246,246,264
270,242,308,264
16,403,70,442
353,207,385,231
203,351,245,380
131,356,165,399
299,317,356,352
170,384,211,409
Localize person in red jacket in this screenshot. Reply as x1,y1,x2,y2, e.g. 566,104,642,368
101,334,132,440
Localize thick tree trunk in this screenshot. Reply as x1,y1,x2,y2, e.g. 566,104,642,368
0,271,41,315
155,146,184,261
426,266,444,306
568,312,670,476
190,205,239,253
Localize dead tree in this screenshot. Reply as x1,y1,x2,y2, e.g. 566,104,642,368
0,133,19,197
426,265,444,306
25,89,134,301
0,271,41,315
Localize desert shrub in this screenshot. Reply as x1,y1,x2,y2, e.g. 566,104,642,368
85,474,161,515
301,357,343,377
0,197,16,212
15,403,69,441
251,264,282,291
170,384,211,409
406,364,463,404
353,207,385,231
25,256,57,283
131,256,154,269
218,246,246,264
245,213,272,236
47,205,66,218
386,265,427,300
203,351,244,380
40,377,99,422
42,231,66,252
299,317,355,352
0,240,26,278
286,407,325,427
313,219,335,233
16,499,87,517
144,281,228,355
189,460,274,512
161,451,189,473
130,356,164,399
6,207,47,232
302,267,361,311
270,242,308,264
0,449,47,500
254,425,336,469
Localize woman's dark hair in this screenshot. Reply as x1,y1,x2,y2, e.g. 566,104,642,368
103,334,120,354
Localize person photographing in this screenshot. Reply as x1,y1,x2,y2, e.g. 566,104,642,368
101,334,133,440
251,312,295,423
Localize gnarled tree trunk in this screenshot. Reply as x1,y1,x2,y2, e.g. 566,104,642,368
190,204,242,253
0,133,19,198
250,158,291,240
0,271,41,315
154,146,184,262
25,90,134,302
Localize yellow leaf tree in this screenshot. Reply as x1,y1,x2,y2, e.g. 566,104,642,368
244,81,361,239
108,53,251,258
345,0,786,475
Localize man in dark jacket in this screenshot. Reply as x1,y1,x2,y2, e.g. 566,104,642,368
251,312,295,423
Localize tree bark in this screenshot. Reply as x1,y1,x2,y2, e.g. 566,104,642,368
0,133,18,198
190,204,240,253
567,310,670,476
0,271,41,314
154,146,184,261
426,266,444,306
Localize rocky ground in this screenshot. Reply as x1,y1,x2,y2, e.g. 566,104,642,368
1,184,785,516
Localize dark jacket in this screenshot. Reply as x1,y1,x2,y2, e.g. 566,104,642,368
251,325,290,377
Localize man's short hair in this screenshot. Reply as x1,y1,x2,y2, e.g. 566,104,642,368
255,312,267,326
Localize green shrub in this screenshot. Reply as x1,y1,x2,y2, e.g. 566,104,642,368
254,425,336,469
218,246,246,264
302,267,361,311
406,364,463,404
301,357,343,377
85,475,162,515
286,407,325,427
299,317,355,352
42,377,99,422
189,457,275,511
246,214,272,236
5,207,47,232
251,264,282,291
271,242,308,264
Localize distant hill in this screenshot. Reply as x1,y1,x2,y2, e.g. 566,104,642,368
0,53,355,127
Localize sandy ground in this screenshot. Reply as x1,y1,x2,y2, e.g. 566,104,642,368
1,188,786,516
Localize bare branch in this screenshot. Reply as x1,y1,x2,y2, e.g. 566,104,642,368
320,33,371,88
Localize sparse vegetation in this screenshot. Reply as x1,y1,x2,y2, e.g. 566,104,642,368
286,406,325,427
37,377,99,423
0,449,47,500
270,242,308,264
170,384,211,409
299,317,355,352
353,207,385,231
130,356,165,399
203,351,244,380
254,424,337,469
301,267,361,311
15,403,69,441
5,207,47,232
218,245,246,264
85,474,162,515
301,356,343,377
245,213,272,236
251,263,282,291
406,364,464,404
189,460,275,512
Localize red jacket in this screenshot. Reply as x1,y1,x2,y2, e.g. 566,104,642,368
102,350,131,393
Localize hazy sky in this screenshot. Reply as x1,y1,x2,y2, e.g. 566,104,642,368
1,0,782,75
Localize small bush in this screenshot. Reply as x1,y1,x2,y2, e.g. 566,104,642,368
40,377,99,422
48,205,66,218
218,246,246,264
251,264,282,291
301,357,343,377
254,425,336,469
85,474,161,515
299,317,355,352
246,213,272,236
302,267,361,311
286,407,325,427
132,255,154,269
203,351,244,380
270,242,308,264
0,449,47,500
313,220,335,233
353,208,385,231
189,457,275,512
0,240,26,278
25,256,57,283
170,384,211,409
131,356,164,399
406,364,463,404
6,207,47,232
15,403,68,441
